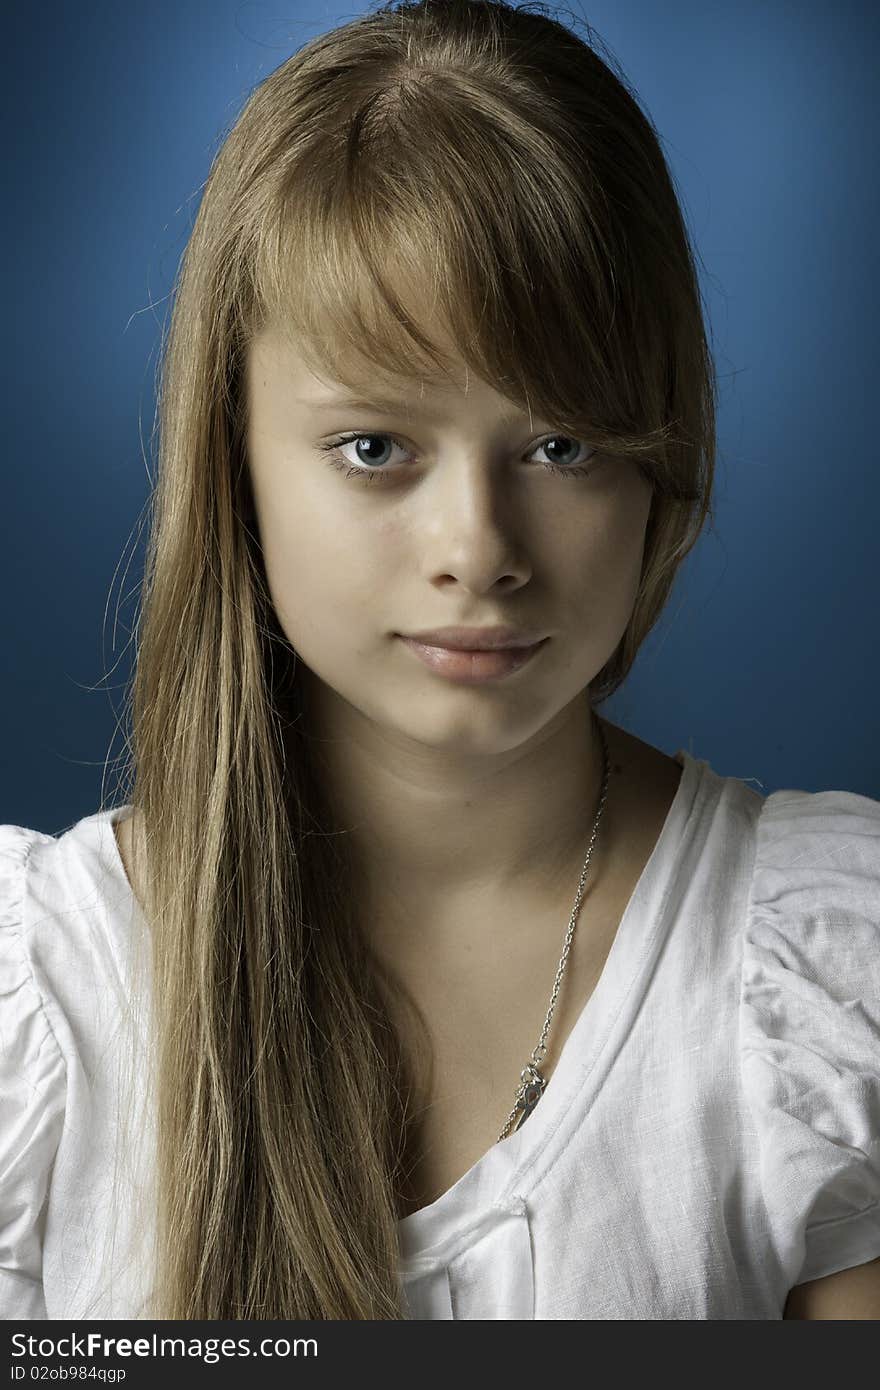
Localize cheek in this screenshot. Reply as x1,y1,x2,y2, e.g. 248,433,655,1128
255,488,394,647
552,475,652,631
602,491,651,591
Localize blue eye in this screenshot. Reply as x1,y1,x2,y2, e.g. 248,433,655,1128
317,432,597,484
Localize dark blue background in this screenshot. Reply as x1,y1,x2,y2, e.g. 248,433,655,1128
4,0,878,834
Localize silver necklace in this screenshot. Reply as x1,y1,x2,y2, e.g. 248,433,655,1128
496,714,611,1142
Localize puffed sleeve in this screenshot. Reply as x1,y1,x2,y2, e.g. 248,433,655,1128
0,824,67,1319
740,786,880,1290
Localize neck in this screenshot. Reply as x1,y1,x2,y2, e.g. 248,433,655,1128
294,677,610,941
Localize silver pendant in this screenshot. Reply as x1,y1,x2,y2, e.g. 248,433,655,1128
513,1064,547,1130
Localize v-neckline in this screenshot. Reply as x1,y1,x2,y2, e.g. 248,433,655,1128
89,746,708,1261
396,745,706,1259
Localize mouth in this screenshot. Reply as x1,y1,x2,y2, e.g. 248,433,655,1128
397,635,549,684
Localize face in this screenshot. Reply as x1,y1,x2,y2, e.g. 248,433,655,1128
245,322,653,760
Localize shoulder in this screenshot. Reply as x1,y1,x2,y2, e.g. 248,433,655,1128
0,822,68,1317
0,817,54,879
0,819,57,973
752,780,880,882
745,782,880,998
739,781,880,1289
0,806,143,1035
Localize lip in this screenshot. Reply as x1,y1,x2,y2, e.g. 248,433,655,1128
400,626,547,651
398,635,549,684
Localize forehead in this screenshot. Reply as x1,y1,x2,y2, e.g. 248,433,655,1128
247,323,535,423
250,312,462,384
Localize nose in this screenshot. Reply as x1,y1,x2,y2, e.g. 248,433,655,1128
419,457,533,594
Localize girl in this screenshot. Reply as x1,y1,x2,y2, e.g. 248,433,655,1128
2,0,878,1321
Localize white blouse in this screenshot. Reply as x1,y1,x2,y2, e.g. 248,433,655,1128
2,748,879,1320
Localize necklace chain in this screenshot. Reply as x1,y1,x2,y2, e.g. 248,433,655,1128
496,714,611,1143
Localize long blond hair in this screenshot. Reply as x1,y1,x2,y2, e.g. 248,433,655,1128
115,0,716,1319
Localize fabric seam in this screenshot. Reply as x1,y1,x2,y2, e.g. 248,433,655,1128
4,833,68,1090
523,752,710,1205
737,791,777,1262
805,1200,880,1238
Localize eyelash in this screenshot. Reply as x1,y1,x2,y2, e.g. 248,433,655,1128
317,432,597,485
